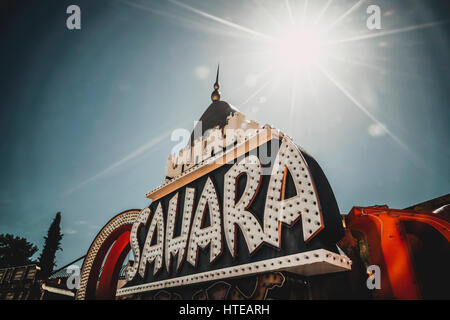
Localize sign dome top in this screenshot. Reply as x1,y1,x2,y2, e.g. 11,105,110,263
189,100,239,146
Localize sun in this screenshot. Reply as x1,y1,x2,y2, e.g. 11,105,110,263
270,25,329,72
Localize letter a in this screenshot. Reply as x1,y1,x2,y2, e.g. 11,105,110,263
66,5,81,30
366,5,381,30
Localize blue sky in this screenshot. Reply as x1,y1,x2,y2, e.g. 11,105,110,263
0,0,449,268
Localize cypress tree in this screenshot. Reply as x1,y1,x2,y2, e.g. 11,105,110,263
38,212,63,278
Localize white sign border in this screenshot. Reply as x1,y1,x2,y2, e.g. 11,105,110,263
116,249,351,296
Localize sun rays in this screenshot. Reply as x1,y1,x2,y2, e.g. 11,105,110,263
117,0,447,171
325,19,450,45
324,0,364,32
167,0,273,40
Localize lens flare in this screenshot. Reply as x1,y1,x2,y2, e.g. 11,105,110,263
268,25,330,73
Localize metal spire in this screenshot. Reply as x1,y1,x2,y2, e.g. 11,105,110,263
211,64,221,102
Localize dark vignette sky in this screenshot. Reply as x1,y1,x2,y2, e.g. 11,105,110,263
0,0,449,267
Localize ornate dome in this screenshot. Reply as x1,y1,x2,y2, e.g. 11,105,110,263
189,65,239,145
189,100,239,145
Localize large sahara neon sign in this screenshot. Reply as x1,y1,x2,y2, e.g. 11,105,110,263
118,132,350,296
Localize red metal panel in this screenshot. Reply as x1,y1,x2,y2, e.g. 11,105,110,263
346,206,450,299
96,231,131,300
84,224,132,299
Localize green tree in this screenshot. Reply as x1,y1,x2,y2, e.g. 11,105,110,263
0,234,38,268
38,212,63,278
